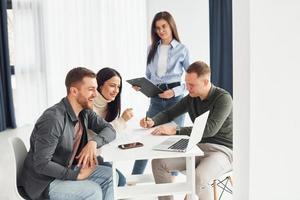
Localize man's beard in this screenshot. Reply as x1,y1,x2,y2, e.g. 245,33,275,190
77,95,93,110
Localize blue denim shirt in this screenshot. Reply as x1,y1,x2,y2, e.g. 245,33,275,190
146,39,189,97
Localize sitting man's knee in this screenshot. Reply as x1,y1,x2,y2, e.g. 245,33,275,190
196,170,211,185
99,165,113,176
151,159,164,169
100,165,118,184
85,181,103,199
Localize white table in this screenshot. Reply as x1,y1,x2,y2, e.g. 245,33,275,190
99,128,204,200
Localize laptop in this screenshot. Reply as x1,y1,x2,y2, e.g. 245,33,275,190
152,111,209,152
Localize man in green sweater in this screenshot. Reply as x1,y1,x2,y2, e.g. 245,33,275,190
140,60,233,200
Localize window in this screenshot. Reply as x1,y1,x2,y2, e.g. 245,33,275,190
6,0,15,89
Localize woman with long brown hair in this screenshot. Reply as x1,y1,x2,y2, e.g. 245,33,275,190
93,67,133,186
132,11,190,175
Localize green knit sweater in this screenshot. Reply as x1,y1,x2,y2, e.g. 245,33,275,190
152,85,233,149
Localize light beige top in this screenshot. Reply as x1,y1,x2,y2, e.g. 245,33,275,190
93,91,126,133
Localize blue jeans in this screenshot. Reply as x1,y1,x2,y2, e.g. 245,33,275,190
49,165,116,200
148,95,185,127
132,95,184,175
101,162,126,186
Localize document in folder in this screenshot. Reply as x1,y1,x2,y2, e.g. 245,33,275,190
126,77,163,97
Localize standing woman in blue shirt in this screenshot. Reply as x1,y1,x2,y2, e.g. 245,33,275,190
132,11,190,175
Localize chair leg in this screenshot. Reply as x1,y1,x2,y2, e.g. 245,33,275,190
228,176,233,186
213,180,218,200
182,194,186,200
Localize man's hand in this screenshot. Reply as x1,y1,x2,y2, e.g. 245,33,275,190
76,141,98,168
158,89,175,99
151,125,176,135
77,165,96,180
121,108,134,122
140,117,155,128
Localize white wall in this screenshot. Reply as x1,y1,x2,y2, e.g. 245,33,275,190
233,0,250,199
234,0,300,199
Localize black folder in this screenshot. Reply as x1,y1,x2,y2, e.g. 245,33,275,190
126,77,163,97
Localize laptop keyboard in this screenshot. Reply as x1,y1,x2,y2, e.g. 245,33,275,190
168,138,189,150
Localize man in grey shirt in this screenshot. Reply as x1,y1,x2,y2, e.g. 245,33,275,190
140,61,233,200
20,67,117,200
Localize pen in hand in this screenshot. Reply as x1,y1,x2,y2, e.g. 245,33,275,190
140,111,154,128
143,111,148,128
145,111,148,122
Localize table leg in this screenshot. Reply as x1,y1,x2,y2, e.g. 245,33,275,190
186,156,196,200
112,161,117,200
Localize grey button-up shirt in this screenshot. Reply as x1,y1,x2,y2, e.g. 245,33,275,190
20,97,116,200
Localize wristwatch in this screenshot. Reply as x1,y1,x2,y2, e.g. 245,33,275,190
175,127,180,135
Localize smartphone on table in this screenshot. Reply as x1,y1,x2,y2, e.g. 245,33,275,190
118,142,143,150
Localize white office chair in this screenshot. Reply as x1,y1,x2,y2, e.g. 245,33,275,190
10,136,31,199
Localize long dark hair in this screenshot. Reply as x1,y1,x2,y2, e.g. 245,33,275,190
96,68,122,122
147,11,180,65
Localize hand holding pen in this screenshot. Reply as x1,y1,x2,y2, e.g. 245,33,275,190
140,111,154,128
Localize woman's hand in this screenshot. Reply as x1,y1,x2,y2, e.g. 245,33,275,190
158,89,175,99
121,108,133,122
132,86,141,91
